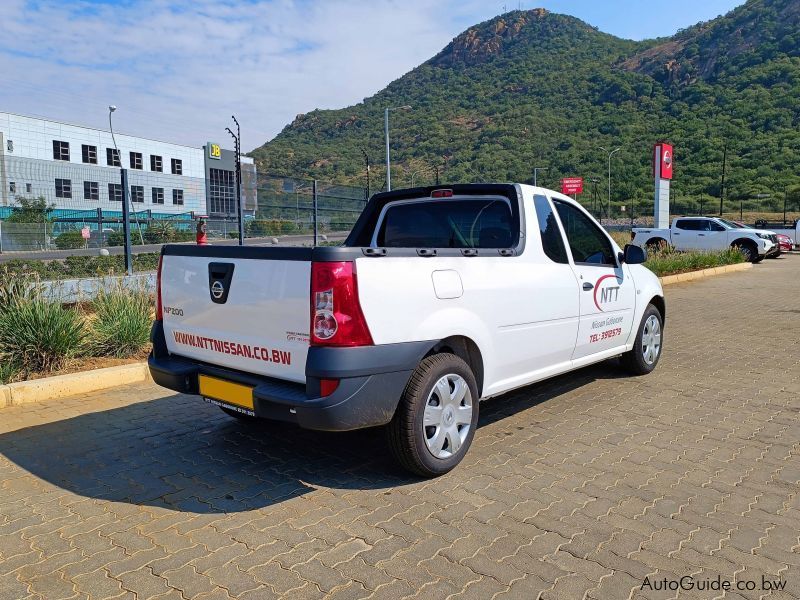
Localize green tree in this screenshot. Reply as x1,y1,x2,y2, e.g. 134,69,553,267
5,196,55,224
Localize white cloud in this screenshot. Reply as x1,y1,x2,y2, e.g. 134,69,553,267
0,0,498,150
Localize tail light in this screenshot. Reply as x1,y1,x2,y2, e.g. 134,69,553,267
155,254,164,321
310,261,373,347
431,189,453,198
630,231,636,240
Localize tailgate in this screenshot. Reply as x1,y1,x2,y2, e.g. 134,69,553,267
160,246,311,383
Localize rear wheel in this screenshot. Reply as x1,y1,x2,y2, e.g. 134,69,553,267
646,238,669,252
388,353,479,477
621,304,663,375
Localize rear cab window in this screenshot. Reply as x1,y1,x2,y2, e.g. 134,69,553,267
373,197,515,248
675,219,703,230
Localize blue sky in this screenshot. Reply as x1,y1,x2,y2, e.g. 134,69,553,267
0,0,743,149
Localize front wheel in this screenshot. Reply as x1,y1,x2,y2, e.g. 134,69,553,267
387,353,479,477
734,242,758,263
621,304,663,375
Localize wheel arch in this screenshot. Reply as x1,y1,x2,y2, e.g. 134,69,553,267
424,335,485,398
731,237,757,249
649,294,666,323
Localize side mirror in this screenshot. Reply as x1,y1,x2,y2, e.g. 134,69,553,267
623,244,647,264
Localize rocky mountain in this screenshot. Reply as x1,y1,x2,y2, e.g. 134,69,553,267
250,0,800,206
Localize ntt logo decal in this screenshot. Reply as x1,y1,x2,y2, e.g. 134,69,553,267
593,274,623,311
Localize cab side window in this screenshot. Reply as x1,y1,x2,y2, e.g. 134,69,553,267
675,219,701,230
709,221,726,232
533,195,568,264
553,200,616,266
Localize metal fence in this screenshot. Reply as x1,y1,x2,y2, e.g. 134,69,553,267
3,174,798,254
254,174,367,236
574,194,800,229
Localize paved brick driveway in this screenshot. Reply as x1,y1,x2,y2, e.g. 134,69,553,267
1,256,799,600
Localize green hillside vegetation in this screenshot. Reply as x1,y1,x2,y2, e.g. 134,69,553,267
250,0,800,211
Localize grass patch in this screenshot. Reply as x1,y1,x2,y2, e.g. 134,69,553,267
605,229,746,277
644,246,745,277
0,361,20,385
87,288,153,358
0,296,87,375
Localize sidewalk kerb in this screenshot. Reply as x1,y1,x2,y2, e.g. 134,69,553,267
659,261,752,286
0,362,150,407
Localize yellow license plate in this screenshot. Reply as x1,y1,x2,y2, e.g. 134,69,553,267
198,375,254,410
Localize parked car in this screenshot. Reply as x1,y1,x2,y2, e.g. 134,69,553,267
149,184,665,476
725,219,781,258
632,216,777,262
776,233,794,253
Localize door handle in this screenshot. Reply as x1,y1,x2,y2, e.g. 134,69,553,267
698,233,705,236
582,282,594,291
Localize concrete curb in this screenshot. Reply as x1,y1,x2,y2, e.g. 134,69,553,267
659,261,752,286
0,362,150,408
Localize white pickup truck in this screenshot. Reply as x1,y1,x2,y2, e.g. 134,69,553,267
149,184,665,476
631,216,778,262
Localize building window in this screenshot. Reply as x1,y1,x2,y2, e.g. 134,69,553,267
131,185,144,203
152,187,165,205
107,148,121,167
84,181,99,201
171,158,183,175
82,144,98,164
208,168,236,215
150,155,163,172
53,140,70,161
9,182,15,194
55,178,72,198
130,152,143,170
26,183,32,194
172,189,184,205
108,183,123,202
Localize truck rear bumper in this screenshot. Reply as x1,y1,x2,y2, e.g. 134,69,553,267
149,323,432,431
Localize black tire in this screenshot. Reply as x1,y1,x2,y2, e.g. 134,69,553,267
753,256,764,263
387,353,479,477
620,304,664,375
646,238,669,252
733,242,758,263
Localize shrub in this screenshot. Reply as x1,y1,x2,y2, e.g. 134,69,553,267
55,230,86,250
0,361,20,384
0,253,162,281
107,230,124,247
0,297,86,374
644,246,745,277
0,270,38,308
144,221,176,244
87,287,152,357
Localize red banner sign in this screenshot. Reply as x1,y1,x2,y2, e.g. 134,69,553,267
561,177,583,195
654,143,673,180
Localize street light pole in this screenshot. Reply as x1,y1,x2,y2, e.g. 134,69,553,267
598,146,621,220
384,105,411,191
108,105,133,276
533,166,548,187
359,148,370,201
